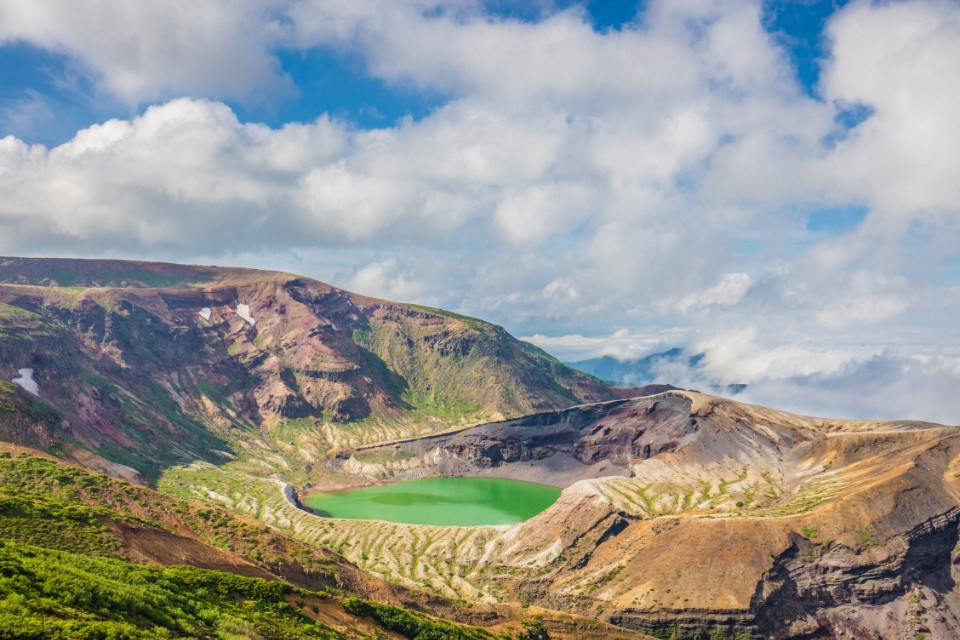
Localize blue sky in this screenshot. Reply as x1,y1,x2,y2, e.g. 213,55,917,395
2,0,845,145
0,0,958,422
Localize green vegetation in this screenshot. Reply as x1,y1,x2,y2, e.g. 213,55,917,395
596,565,625,589
0,455,519,638
404,304,493,333
516,340,564,365
0,455,156,557
399,389,483,423
42,286,85,308
0,454,343,581
0,539,342,639
347,306,608,434
343,596,492,640
800,527,818,540
0,493,127,558
0,298,61,344
0,382,17,413
0,302,40,321
351,320,488,423
0,260,211,289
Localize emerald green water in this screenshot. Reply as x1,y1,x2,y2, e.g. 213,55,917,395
304,477,561,526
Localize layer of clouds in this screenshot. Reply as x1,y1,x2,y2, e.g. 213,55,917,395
0,0,293,104
521,327,692,362
694,328,960,425
528,326,960,424
0,0,958,421
738,353,960,425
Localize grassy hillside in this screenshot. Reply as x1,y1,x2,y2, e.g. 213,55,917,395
0,256,263,289
0,539,535,640
0,445,559,639
0,447,352,588
0,541,342,639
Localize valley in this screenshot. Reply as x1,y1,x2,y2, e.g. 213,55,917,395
164,388,960,638
0,257,959,639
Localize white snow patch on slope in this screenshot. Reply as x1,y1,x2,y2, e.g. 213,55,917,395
198,307,212,320
12,369,39,396
236,304,255,326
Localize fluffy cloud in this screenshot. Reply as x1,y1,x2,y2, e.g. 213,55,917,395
0,0,293,104
822,0,960,218
0,0,958,421
673,273,753,314
0,99,346,251
344,256,441,306
521,327,692,362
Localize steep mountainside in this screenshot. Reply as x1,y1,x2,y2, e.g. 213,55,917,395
178,390,960,639
0,257,613,480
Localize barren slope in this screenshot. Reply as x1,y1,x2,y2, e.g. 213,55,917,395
175,391,960,639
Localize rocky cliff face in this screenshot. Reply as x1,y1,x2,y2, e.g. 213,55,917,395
0,257,613,479
329,391,960,639
343,394,697,486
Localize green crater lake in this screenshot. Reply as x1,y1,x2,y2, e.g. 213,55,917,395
304,477,562,526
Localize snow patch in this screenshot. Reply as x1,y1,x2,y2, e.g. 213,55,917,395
235,303,255,326
198,307,211,320
12,368,39,396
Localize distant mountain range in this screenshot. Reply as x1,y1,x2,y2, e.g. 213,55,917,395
567,347,747,395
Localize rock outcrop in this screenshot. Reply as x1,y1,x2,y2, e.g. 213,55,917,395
331,390,960,639
343,394,697,486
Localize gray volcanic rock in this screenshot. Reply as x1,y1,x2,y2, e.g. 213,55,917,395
345,394,698,487
337,390,960,639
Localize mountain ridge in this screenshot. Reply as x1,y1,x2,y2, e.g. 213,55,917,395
0,256,614,481
568,347,748,397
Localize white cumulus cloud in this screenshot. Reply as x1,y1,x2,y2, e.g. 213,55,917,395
0,0,958,422
0,0,293,104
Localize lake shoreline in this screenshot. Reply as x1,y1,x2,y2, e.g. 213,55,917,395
300,476,562,527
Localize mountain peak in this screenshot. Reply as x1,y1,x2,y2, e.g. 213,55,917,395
0,256,614,479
